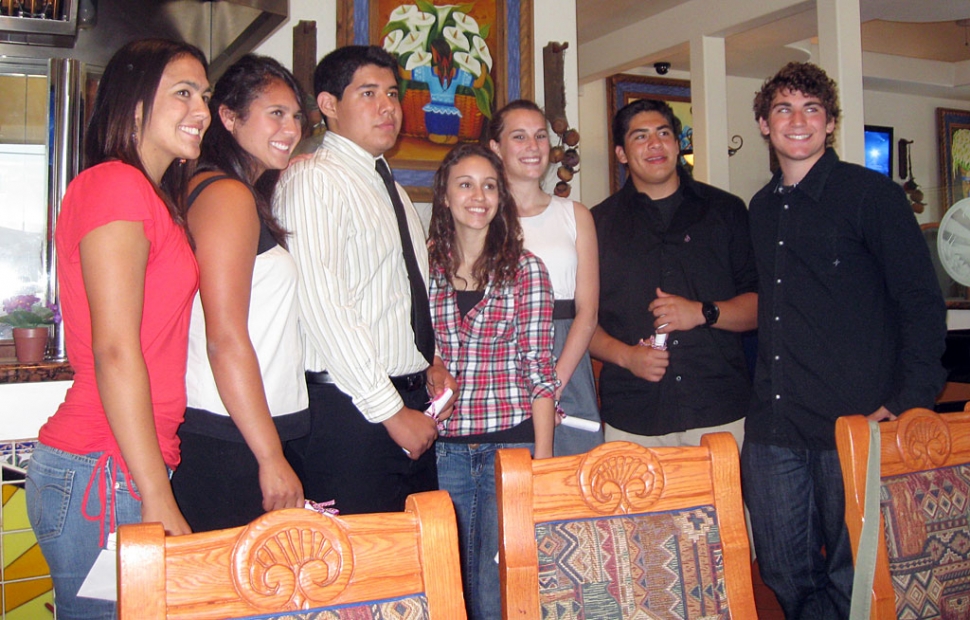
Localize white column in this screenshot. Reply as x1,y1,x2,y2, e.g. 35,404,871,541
817,0,864,164
690,34,729,189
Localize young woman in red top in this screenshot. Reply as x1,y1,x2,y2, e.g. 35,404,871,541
26,39,210,619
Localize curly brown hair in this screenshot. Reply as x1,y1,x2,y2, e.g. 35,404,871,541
428,143,523,291
753,62,840,147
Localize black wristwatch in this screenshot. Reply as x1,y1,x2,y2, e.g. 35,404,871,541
701,301,720,327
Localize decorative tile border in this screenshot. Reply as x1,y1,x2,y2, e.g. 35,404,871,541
0,441,36,475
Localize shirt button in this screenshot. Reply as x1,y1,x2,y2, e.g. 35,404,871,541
774,316,780,321
774,355,780,360
675,375,682,382
672,339,679,346
784,204,789,210
778,240,785,246
775,394,781,400
776,278,782,284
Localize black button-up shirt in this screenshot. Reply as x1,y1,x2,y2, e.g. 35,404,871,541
748,148,946,450
592,171,757,435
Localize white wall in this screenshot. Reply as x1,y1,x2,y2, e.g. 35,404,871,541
1,382,68,439
254,0,337,69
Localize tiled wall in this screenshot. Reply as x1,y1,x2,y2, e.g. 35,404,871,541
0,440,54,619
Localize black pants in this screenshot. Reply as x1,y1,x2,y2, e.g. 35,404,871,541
172,430,281,532
285,381,437,515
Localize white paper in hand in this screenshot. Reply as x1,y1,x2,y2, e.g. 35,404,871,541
77,531,117,601
559,415,602,433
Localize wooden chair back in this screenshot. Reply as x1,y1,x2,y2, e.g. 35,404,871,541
837,409,970,619
118,490,466,619
495,436,755,619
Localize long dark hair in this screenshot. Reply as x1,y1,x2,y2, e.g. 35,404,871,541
188,54,308,247
429,143,523,290
85,38,208,227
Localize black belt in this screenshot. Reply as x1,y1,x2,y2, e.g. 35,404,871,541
553,299,576,320
305,369,426,392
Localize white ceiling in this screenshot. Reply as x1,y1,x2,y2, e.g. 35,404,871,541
576,0,970,97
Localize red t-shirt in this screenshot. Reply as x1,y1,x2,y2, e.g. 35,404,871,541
40,161,199,469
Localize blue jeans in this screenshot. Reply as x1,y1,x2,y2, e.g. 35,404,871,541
741,442,853,620
26,443,142,620
436,441,531,620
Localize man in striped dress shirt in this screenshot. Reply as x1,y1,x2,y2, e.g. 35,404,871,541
275,45,457,515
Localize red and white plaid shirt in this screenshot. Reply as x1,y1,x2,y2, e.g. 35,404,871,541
430,251,558,437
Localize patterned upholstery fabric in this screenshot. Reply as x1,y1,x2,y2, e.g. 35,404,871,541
238,593,429,620
881,464,970,619
534,505,731,619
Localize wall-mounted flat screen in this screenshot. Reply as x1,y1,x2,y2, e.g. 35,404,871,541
864,125,893,178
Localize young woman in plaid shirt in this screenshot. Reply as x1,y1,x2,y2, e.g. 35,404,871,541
428,143,558,619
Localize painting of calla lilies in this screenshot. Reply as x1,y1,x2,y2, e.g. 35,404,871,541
338,0,532,199
382,1,497,144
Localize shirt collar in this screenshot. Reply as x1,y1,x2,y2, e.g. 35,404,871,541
323,131,386,174
619,165,703,204
774,147,839,201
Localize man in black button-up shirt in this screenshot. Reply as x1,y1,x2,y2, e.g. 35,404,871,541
744,62,946,619
589,98,758,448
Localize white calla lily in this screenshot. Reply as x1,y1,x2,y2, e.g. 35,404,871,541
452,12,480,35
453,52,482,77
383,29,404,53
443,26,470,51
471,36,492,69
435,4,456,22
398,30,428,55
389,5,418,22
406,50,433,70
406,10,435,31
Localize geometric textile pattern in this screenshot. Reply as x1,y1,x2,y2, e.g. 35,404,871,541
881,463,970,620
238,593,429,619
534,505,730,619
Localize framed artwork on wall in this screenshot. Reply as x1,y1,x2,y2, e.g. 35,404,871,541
937,107,970,210
606,73,691,194
337,0,534,201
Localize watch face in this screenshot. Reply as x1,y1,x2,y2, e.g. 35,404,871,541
703,302,719,325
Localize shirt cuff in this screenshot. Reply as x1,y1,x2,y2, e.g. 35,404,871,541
354,381,406,423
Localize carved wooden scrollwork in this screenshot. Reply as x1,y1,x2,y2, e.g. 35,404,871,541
577,442,664,514
231,510,352,611
896,409,952,470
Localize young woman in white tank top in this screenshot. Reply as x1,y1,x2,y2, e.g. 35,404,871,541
488,100,603,455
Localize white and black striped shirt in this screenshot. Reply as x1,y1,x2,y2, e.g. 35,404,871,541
275,132,429,423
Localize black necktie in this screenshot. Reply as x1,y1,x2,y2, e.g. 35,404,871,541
375,158,435,364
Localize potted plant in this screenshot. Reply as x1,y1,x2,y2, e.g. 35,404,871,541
1,294,58,363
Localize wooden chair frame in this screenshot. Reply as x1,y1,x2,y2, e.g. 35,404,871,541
495,436,756,619
118,490,466,619
836,408,970,619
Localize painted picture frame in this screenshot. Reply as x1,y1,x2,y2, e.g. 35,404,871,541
607,73,691,194
937,107,970,211
338,0,534,201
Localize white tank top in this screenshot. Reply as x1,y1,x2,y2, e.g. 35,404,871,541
185,243,308,417
520,195,578,300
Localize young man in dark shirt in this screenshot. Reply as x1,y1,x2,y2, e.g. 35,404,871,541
744,61,946,619
589,98,757,449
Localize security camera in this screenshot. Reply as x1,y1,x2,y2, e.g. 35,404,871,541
654,62,671,75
